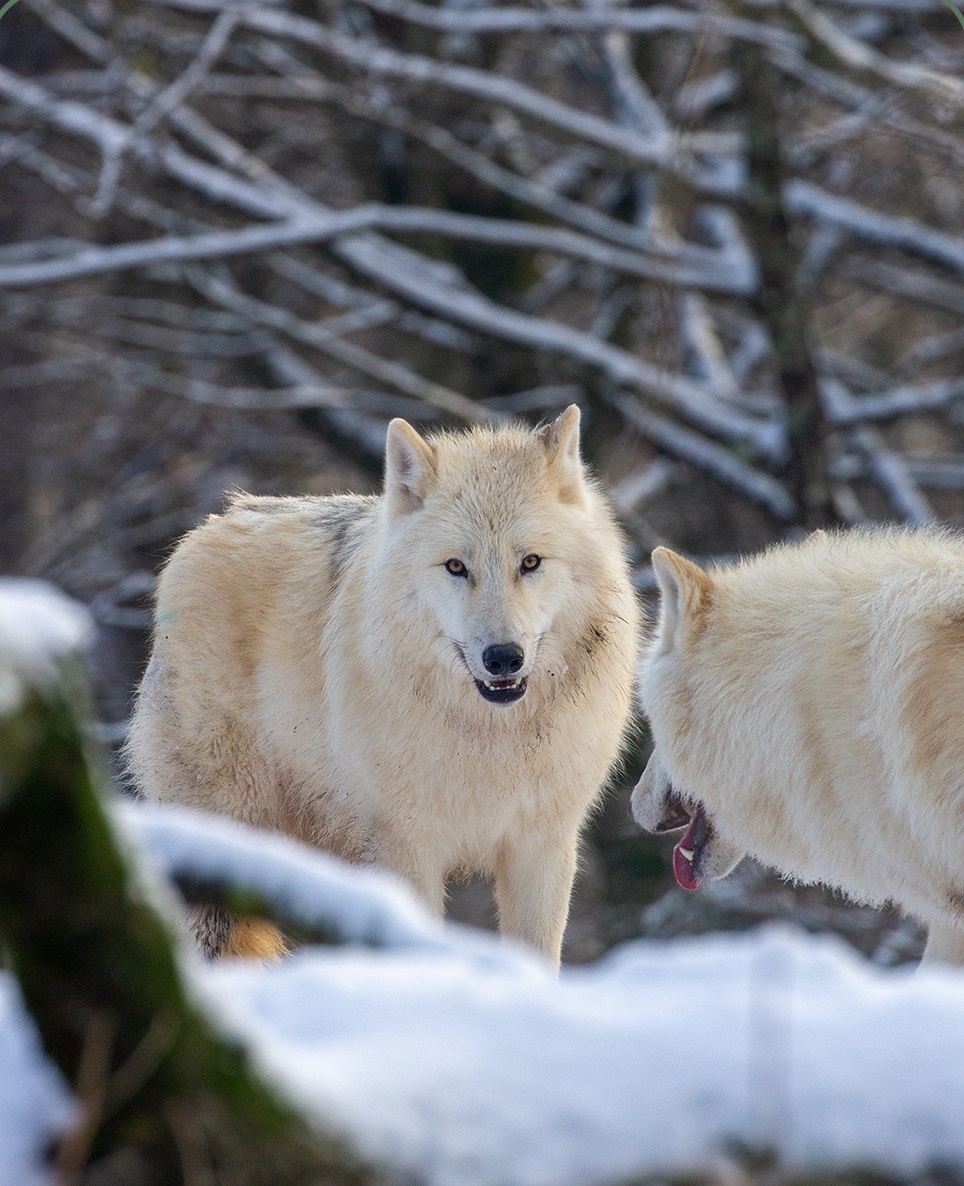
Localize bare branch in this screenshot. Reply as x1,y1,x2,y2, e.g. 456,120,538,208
0,204,758,294
0,213,374,287
843,258,964,317
608,393,797,521
137,0,745,193
852,428,936,523
185,266,489,423
788,182,964,277
825,377,964,426
249,43,753,290
782,0,964,113
300,0,802,48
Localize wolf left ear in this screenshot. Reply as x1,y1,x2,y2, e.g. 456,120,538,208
538,404,585,505
384,419,436,517
651,547,713,649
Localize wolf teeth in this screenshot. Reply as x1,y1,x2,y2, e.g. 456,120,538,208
678,847,695,861
484,678,521,689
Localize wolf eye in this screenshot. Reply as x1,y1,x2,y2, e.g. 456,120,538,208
521,554,541,573
445,558,468,577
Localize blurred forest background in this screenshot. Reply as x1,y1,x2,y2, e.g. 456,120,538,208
1,0,963,965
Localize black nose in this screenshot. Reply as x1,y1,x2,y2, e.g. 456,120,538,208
482,642,524,677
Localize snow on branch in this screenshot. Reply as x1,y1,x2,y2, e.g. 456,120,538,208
0,207,754,295
0,580,92,711
788,182,964,277
119,800,528,966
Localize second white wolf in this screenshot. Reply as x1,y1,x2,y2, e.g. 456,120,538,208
632,527,964,964
127,407,641,964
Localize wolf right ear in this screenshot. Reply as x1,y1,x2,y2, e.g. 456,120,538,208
651,547,713,650
384,419,436,517
538,404,585,505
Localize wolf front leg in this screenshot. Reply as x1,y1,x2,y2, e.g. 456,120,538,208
921,919,964,967
375,834,448,917
495,835,579,968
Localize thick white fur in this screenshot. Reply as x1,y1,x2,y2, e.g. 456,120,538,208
127,408,641,965
633,527,964,965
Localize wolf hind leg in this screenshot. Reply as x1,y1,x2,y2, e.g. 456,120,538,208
222,918,288,960
921,920,964,967
495,836,577,969
187,905,287,960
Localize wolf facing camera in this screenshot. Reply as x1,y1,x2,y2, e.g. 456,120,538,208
127,407,642,965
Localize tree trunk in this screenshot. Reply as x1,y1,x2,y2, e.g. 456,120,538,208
0,654,380,1186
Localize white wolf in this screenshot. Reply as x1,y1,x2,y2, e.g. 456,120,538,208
127,407,641,964
631,527,964,965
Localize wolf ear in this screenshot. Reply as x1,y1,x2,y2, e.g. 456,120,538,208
651,547,713,650
538,404,585,505
384,419,436,517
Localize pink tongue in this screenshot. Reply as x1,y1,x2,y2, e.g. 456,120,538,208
673,806,704,891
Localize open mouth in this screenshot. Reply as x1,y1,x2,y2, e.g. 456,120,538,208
475,676,528,705
656,792,709,892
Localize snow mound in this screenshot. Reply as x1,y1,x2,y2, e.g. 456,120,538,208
118,801,535,971
125,803,964,1186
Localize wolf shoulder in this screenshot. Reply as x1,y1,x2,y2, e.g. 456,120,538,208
159,492,380,607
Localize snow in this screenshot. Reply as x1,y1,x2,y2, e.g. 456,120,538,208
118,801,533,970
0,979,73,1186
0,579,92,714
194,927,964,1186
5,800,964,1185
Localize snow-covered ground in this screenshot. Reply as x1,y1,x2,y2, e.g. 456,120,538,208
6,802,964,1186
4,580,964,1186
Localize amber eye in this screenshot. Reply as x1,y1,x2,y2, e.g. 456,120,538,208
445,558,467,577
521,553,541,573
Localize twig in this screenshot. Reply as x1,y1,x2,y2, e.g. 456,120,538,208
186,266,488,422
608,392,797,521
138,1,745,193
852,428,936,523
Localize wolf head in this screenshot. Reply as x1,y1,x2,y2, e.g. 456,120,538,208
374,406,629,712
632,547,744,890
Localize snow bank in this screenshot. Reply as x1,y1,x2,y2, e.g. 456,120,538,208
194,927,964,1186
124,803,964,1186
5,796,964,1185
